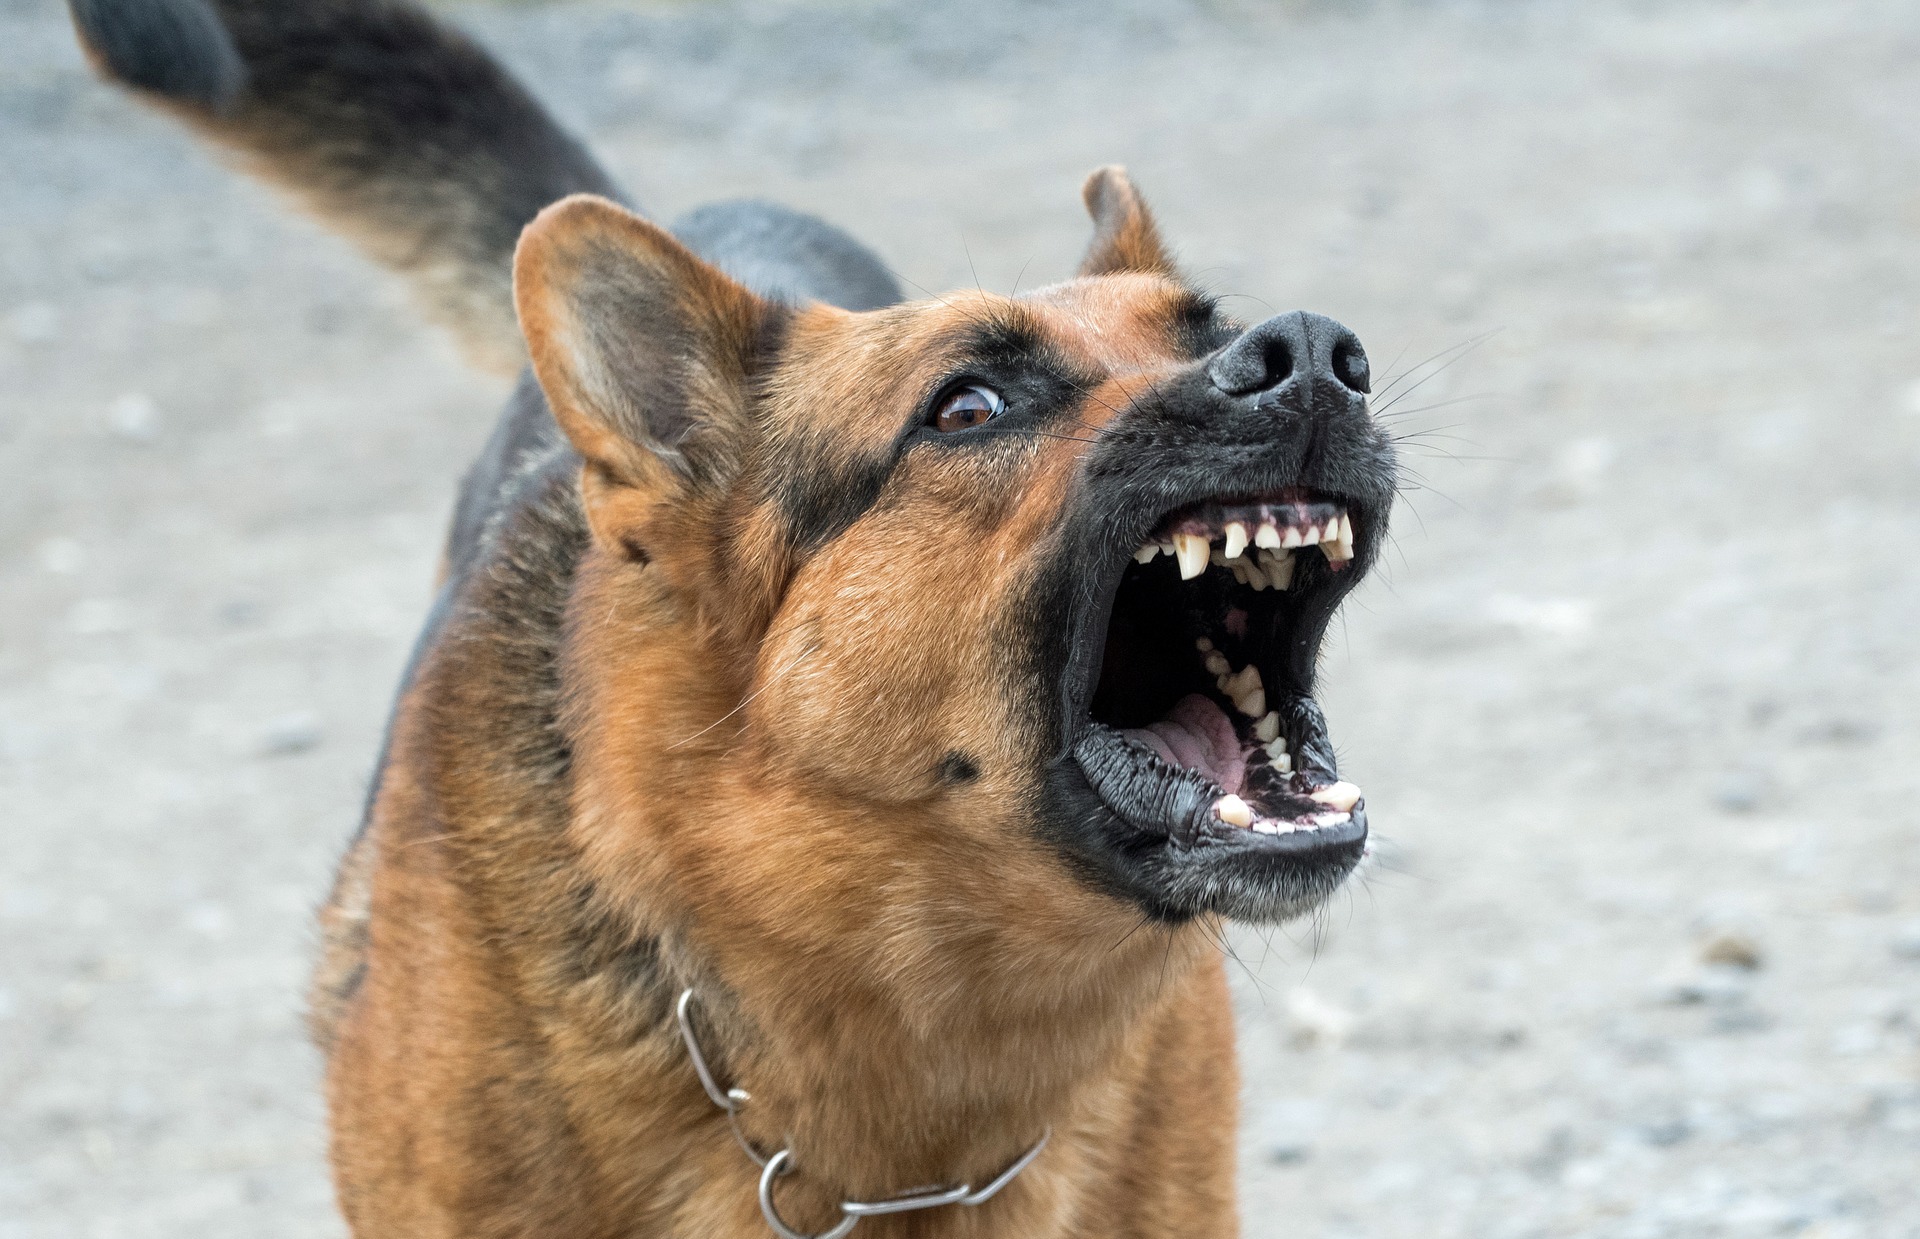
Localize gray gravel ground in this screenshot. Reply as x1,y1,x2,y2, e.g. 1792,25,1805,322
4,0,1920,1235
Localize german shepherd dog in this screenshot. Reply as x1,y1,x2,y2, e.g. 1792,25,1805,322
72,0,1398,1233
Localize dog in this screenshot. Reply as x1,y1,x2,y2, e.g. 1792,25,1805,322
71,0,1398,1234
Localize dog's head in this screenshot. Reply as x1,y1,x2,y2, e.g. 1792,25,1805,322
515,170,1395,937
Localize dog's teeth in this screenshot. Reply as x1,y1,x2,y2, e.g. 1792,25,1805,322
1259,548,1296,591
1281,525,1305,549
1223,665,1265,718
1307,781,1362,812
1265,739,1291,768
1223,522,1250,559
1230,559,1252,586
1222,665,1260,698
1173,533,1210,579
1327,514,1355,561
1195,637,1214,652
1214,795,1253,827
1254,521,1282,550
1134,543,1159,564
1254,712,1280,743
1204,651,1231,677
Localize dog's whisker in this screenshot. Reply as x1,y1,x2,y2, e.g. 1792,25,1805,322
665,640,821,751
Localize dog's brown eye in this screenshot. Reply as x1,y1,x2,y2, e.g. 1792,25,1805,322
932,384,1004,433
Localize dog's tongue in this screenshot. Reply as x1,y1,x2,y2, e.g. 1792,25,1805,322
1121,694,1247,795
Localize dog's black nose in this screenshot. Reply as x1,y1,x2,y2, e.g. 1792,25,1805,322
1208,311,1370,400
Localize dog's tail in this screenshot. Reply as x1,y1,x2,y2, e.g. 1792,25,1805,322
68,0,627,374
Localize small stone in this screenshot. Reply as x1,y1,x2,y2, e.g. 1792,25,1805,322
1252,1099,1321,1165
1284,986,1356,1048
1656,963,1751,1007
107,392,160,442
1634,1117,1692,1148
259,711,324,757
37,537,83,575
1713,770,1766,813
9,301,59,344
1699,931,1763,971
69,598,132,635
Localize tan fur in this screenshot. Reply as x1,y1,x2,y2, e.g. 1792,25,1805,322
319,175,1254,1237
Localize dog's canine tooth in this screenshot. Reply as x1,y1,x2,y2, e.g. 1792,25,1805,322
1281,525,1305,549
1134,544,1160,564
1327,513,1355,561
1214,795,1253,827
1173,533,1210,579
1253,712,1280,743
1307,781,1362,812
1254,521,1282,550
1222,522,1249,559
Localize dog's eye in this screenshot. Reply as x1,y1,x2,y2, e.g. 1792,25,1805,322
931,384,1004,433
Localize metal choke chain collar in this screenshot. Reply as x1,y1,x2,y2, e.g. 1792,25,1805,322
675,989,1050,1239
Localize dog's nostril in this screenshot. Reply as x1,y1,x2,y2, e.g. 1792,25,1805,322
1257,335,1294,393
1208,311,1368,403
1209,319,1296,396
1331,339,1370,394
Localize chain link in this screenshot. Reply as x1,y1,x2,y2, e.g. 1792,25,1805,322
676,989,1049,1239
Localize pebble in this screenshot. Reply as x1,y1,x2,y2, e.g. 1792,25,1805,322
1699,930,1763,970
107,392,161,442
259,711,325,757
1285,986,1356,1048
1713,769,1767,813
1656,963,1752,1007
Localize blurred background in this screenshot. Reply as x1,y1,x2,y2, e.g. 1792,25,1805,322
4,0,1918,1235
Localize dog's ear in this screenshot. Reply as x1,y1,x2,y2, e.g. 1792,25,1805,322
514,194,776,554
1077,166,1176,278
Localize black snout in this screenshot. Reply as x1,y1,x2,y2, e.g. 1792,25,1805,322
1208,311,1370,401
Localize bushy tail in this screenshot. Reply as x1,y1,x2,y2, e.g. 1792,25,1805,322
69,0,627,374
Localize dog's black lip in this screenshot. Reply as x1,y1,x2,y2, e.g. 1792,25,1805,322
1070,721,1368,854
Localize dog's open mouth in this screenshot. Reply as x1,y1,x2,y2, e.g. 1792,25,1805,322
1069,486,1368,872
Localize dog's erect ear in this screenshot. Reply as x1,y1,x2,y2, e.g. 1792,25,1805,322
515,194,775,546
1077,166,1176,278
